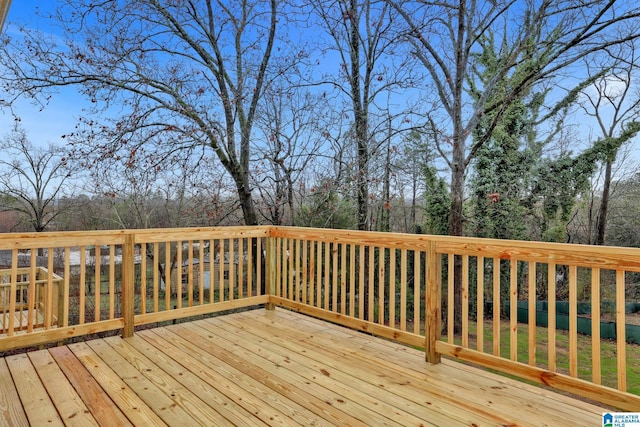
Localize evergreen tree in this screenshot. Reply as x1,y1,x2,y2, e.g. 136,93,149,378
468,32,543,240
423,164,450,236
404,129,450,236
296,180,357,229
528,122,640,243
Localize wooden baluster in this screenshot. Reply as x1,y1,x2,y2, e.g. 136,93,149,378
447,254,454,344
548,262,556,371
425,241,441,364
388,248,395,329
509,260,517,362
591,267,601,384
569,265,577,377
477,256,484,353
378,247,385,325
122,233,135,338
493,257,500,357
462,254,469,347
109,245,115,319
528,261,536,366
413,250,421,335
616,269,626,392
400,249,407,331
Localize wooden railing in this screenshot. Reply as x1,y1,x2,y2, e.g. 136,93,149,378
0,226,639,410
1,267,63,333
269,226,640,411
0,227,270,350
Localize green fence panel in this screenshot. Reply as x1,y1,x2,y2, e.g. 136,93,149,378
627,324,640,345
504,301,637,344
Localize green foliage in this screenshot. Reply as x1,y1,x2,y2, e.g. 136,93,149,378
296,181,357,229
423,165,450,235
468,31,640,243
468,31,542,240
603,172,640,248
528,154,592,241
528,121,640,242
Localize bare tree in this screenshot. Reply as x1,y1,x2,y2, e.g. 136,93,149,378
389,0,640,237
0,0,280,226
309,0,412,230
0,124,75,233
579,42,640,245
389,0,640,333
254,87,327,225
88,148,232,230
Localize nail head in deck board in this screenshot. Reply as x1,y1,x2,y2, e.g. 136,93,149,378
5,352,64,426
48,346,133,427
0,358,28,426
27,349,99,426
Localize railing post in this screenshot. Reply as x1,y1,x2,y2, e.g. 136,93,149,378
425,240,442,364
122,232,135,338
265,233,276,310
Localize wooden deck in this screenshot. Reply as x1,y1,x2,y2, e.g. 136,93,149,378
1,309,46,335
0,309,606,426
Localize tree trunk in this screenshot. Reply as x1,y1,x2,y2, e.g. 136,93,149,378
381,138,391,232
448,160,465,334
448,123,466,334
236,173,258,226
595,160,613,245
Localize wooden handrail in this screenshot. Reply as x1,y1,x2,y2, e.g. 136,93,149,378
1,226,640,410
267,226,640,411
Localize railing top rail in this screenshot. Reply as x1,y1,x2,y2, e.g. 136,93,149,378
270,226,640,271
1,225,639,270
133,225,270,244
0,229,129,250
434,237,640,271
269,226,434,250
0,226,272,250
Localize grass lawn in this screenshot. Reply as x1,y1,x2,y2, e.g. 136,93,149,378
460,320,640,395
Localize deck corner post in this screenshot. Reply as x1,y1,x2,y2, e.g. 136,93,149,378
425,240,442,364
122,232,135,338
265,232,276,310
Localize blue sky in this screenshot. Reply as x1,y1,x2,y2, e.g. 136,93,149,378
0,1,88,148
1,1,638,176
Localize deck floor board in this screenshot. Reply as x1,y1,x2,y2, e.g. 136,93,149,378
236,310,598,426
1,309,46,335
183,320,413,426
219,311,518,426
0,308,607,426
